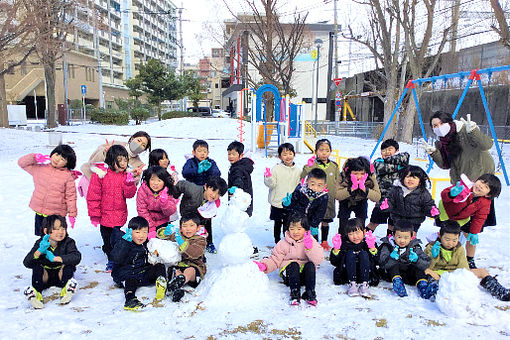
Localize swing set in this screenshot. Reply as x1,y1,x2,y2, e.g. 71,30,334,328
370,65,510,186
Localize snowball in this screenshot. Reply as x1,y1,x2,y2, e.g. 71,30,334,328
435,269,482,318
147,238,181,265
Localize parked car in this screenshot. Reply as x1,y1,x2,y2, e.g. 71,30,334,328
212,109,231,118
187,107,212,116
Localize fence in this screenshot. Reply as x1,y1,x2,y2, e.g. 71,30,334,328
312,121,384,139
68,108,91,123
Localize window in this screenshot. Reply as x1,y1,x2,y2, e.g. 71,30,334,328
67,64,75,79
215,83,219,88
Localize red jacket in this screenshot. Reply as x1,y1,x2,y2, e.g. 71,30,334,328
441,185,491,234
136,182,178,232
87,167,137,228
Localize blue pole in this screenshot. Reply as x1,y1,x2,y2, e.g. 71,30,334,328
411,87,434,173
476,79,509,185
263,98,267,158
452,78,473,119
370,88,409,159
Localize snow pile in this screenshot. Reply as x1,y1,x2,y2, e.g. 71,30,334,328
147,237,181,266
436,269,482,318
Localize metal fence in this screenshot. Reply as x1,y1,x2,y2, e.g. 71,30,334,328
312,121,384,139
68,108,91,123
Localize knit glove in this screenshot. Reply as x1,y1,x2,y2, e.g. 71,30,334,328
310,227,319,237
35,153,51,164
68,216,76,229
430,206,440,217
264,167,272,177
125,172,135,184
332,233,342,250
408,248,418,262
307,155,316,167
431,241,441,258
460,115,477,133
122,228,133,242
282,193,292,207
358,173,369,191
45,250,55,262
158,187,169,204
365,230,376,249
253,261,266,272
303,231,314,250
450,181,465,197
37,235,51,254
174,232,185,246
90,217,100,228
419,139,436,154
390,246,400,260
350,173,359,191
467,233,479,245
380,198,389,210
228,186,237,194
164,223,178,236
197,159,212,173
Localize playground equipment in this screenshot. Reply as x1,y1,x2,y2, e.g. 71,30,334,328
370,65,510,186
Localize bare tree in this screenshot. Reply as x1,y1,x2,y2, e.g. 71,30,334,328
489,0,510,50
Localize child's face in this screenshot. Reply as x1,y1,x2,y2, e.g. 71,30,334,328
193,146,209,162
158,155,169,168
316,143,331,162
347,228,365,244
45,220,66,243
394,230,413,248
440,232,459,250
149,174,165,192
278,148,295,166
307,177,326,193
50,153,68,169
227,150,242,164
203,186,220,202
115,156,128,172
403,174,420,190
472,180,491,198
350,170,366,180
180,219,200,238
132,227,149,245
381,146,397,159
289,222,306,241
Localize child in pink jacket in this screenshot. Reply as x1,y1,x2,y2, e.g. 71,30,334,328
18,145,79,236
136,166,178,239
254,212,324,306
86,145,137,272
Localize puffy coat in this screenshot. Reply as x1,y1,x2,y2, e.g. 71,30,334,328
136,182,178,233
86,167,137,228
287,183,328,228
377,236,430,272
424,241,469,274
111,238,150,282
373,152,410,202
301,159,340,219
164,232,207,277
172,180,205,217
18,153,78,217
23,236,81,270
386,181,436,227
335,161,381,206
260,231,324,274
182,157,221,186
228,157,254,216
264,163,301,208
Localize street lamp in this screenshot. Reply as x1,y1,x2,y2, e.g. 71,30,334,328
314,38,323,131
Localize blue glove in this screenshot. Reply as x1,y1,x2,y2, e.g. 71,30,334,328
408,248,418,262
175,232,185,246
374,159,384,163
450,181,465,197
37,234,51,254
431,241,441,258
228,186,237,194
310,227,319,236
390,246,400,260
164,223,178,236
282,193,292,207
467,233,479,245
122,228,133,242
45,250,55,262
197,159,212,174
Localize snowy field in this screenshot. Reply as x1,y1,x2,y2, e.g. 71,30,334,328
0,117,509,339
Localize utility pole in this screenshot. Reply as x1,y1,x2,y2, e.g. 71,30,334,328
93,8,104,108
178,4,183,76
62,47,69,124
333,0,338,78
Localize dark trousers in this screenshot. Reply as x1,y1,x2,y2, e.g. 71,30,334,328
203,219,213,244
32,264,75,293
274,220,283,243
338,200,368,234
34,213,46,236
386,263,427,284
321,225,329,243
284,262,316,293
124,263,166,300
100,225,123,261
344,249,370,282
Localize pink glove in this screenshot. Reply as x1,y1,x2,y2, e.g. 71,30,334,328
90,217,100,228
380,198,389,210
452,187,472,203
253,261,266,272
365,230,376,249
430,206,440,217
35,154,51,164
147,230,157,240
68,216,76,229
159,187,169,204
264,167,272,177
125,172,135,184
303,230,314,250
358,173,368,191
170,165,176,172
332,233,342,250
307,155,316,167
350,173,359,190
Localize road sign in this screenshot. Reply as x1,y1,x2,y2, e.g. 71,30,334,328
333,78,342,86
335,91,342,99
335,100,341,106
81,85,87,95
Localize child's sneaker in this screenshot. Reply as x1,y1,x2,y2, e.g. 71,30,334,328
359,282,371,298
206,243,217,254
347,281,359,297
392,276,408,297
60,278,78,305
172,288,185,302
468,258,477,269
105,260,114,273
24,286,43,309
155,276,167,300
290,288,301,306
167,274,186,293
320,241,332,251
302,290,317,306
124,297,145,311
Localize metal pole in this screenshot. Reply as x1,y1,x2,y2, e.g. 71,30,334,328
314,46,320,131
333,0,338,78
94,9,104,108
326,32,334,121
62,47,69,125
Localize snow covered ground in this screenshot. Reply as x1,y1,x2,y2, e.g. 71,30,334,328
1,117,509,339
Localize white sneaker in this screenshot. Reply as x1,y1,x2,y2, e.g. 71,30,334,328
60,278,78,305
347,281,360,297
24,286,44,309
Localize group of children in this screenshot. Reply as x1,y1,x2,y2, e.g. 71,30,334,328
19,131,509,311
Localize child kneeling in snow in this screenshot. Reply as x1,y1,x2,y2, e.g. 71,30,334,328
424,220,510,301
329,218,379,298
111,216,167,311
23,215,81,309
377,221,433,299
157,214,207,302
254,212,324,306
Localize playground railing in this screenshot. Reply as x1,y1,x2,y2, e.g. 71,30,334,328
312,121,383,139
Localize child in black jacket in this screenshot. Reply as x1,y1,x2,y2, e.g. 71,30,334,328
111,216,167,311
23,215,81,309
227,141,254,216
182,139,221,186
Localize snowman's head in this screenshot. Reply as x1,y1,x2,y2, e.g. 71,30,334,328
230,188,252,212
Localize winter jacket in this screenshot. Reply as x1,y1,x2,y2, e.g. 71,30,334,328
377,236,430,272
86,167,137,228
228,158,254,216
335,162,381,206
431,120,494,184
182,157,221,186
111,238,151,282
136,182,178,233
18,154,78,217
260,231,324,275
385,181,436,227
264,163,301,208
287,182,328,228
80,141,144,183
373,152,410,202
301,159,340,219
23,236,81,270
440,186,491,234
165,233,207,277
424,241,469,274
172,180,206,218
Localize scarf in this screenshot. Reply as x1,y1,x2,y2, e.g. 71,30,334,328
438,122,456,168
301,183,327,200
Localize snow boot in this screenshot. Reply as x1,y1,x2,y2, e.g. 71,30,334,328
24,286,43,309
124,297,145,311
416,279,430,299
60,278,78,305
290,288,301,306
206,243,217,254
467,257,477,269
480,275,510,301
392,276,408,297
167,274,186,295
359,282,371,298
105,260,114,273
155,276,167,300
347,281,359,297
302,290,317,306
172,288,185,302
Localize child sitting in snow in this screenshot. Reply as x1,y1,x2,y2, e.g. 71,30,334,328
111,216,167,311
254,212,324,306
182,139,221,186
23,215,81,309
157,214,207,302
437,173,501,269
227,141,254,217
283,168,329,240
424,220,510,301
329,218,379,298
377,221,432,298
